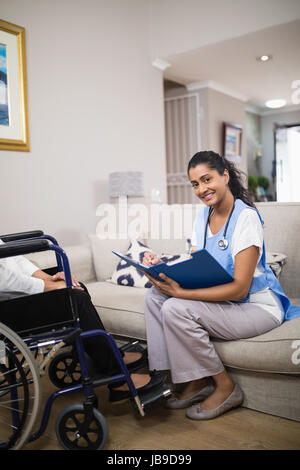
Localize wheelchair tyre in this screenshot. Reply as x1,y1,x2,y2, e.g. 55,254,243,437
0,322,42,450
48,350,82,388
56,404,108,450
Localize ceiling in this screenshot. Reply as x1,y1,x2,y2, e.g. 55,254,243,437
163,19,300,113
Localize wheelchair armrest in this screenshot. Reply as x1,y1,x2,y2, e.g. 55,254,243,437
0,239,49,259
0,231,63,272
0,230,44,242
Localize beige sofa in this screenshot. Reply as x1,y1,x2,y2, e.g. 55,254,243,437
27,202,300,422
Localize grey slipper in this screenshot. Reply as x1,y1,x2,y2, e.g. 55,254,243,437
185,383,244,420
165,384,215,409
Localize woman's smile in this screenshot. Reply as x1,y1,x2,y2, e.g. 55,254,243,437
201,191,215,202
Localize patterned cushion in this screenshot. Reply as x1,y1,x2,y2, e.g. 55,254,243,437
266,252,287,279
107,239,186,288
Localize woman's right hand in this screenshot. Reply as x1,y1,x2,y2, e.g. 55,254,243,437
142,252,162,266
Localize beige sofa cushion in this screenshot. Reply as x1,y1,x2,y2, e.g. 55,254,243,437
213,315,300,374
86,281,147,339
88,281,146,314
146,238,187,256
26,245,96,283
89,234,131,281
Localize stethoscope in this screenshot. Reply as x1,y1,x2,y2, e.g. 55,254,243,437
203,201,235,250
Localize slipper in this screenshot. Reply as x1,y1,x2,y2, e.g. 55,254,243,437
186,383,244,420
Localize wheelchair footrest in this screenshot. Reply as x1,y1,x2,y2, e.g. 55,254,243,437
133,383,172,414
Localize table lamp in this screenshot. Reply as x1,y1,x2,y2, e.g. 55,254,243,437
109,171,144,199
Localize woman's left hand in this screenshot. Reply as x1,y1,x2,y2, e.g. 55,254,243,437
145,272,184,298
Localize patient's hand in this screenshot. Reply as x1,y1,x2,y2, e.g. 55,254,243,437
43,273,83,292
142,252,162,266
52,271,82,289
44,279,66,292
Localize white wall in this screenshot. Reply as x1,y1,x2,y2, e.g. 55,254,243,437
0,0,167,245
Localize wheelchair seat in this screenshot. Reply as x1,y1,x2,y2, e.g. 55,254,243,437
0,287,78,337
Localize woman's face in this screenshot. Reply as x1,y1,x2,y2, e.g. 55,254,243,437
188,163,229,206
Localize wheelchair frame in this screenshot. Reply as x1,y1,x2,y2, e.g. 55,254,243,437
0,231,171,450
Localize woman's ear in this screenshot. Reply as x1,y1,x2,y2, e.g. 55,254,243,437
224,168,230,185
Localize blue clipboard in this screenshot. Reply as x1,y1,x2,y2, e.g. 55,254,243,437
112,249,233,289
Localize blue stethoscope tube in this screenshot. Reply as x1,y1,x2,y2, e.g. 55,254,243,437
203,201,235,250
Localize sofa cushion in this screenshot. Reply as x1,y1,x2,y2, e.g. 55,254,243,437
86,280,147,339
107,239,154,288
213,316,300,374
146,238,188,256
89,234,132,281
87,280,146,314
265,252,287,278
26,245,96,283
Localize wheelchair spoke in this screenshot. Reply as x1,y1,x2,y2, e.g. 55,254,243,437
0,323,42,450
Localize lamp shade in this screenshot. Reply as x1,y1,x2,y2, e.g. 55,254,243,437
109,171,144,197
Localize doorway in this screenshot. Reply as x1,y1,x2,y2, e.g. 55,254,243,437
274,123,300,202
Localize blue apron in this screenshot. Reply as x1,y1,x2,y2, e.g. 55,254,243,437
194,199,300,321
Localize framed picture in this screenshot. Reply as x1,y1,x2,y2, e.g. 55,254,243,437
0,19,30,151
222,123,242,162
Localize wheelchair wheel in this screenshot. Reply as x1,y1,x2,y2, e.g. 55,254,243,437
56,404,108,450
48,350,81,388
0,322,42,450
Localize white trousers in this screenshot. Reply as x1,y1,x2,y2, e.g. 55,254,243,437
144,287,280,383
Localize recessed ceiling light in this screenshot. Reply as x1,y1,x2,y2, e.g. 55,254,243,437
265,99,286,109
257,55,272,62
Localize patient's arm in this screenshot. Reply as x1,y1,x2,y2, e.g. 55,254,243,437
0,263,44,295
32,269,52,281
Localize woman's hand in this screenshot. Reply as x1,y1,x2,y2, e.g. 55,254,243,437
145,272,184,298
142,252,162,266
52,271,83,289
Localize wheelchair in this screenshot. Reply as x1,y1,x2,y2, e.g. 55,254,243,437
0,231,171,450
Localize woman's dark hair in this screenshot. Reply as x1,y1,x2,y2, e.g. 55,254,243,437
187,150,255,208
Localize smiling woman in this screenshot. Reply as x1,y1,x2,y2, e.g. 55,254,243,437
188,150,254,208
144,149,300,422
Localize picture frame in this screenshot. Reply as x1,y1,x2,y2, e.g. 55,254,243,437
0,19,30,151
222,122,242,162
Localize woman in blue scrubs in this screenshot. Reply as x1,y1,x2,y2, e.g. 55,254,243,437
144,150,300,420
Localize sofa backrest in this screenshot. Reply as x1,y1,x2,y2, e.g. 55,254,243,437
256,202,300,298
26,244,96,284
25,202,299,298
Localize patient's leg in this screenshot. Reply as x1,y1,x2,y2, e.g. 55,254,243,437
72,289,143,374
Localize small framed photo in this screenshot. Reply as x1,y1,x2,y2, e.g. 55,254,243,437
0,19,30,151
222,122,242,162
